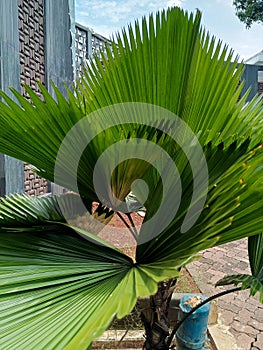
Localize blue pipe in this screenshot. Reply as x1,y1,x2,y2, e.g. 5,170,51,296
176,294,210,350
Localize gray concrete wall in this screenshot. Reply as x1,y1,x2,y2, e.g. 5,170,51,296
45,0,75,95
241,64,263,101
44,0,75,194
0,0,24,196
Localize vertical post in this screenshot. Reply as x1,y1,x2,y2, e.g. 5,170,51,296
44,0,75,194
87,29,93,59
0,0,24,196
44,0,75,94
258,68,263,95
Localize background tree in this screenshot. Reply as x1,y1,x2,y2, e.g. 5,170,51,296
233,0,263,27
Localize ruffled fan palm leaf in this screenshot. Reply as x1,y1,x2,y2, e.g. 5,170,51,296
0,193,81,230
0,7,262,349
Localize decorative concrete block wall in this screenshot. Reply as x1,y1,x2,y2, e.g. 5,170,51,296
18,0,49,196
18,0,45,97
75,23,110,77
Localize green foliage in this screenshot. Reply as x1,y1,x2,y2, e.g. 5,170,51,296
0,7,262,349
0,193,80,230
233,0,263,28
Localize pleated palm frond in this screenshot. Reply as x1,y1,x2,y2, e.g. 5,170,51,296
77,9,263,148
0,193,82,231
216,233,263,302
0,194,179,350
0,6,262,350
0,229,161,350
136,141,263,265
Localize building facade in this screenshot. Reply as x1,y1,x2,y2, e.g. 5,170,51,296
244,50,263,98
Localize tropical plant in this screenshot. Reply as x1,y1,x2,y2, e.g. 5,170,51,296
0,6,262,350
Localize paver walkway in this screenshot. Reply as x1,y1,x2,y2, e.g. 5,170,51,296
188,239,263,350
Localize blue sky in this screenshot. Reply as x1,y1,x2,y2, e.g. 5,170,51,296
75,0,263,61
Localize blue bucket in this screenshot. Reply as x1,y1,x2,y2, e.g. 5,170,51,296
176,294,210,350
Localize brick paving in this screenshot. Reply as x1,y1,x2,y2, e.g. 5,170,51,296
188,239,263,350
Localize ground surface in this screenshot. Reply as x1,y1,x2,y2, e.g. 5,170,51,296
188,239,263,350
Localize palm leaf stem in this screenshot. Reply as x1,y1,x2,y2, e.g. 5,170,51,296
126,212,139,237
116,212,138,241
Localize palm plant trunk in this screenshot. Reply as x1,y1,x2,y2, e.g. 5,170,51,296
138,279,176,350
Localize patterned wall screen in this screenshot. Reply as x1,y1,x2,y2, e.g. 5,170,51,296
92,32,111,59
75,23,111,77
75,24,89,77
18,0,49,195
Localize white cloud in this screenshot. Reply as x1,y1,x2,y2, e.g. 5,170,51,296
215,0,232,7
166,0,182,7
76,0,183,34
77,0,133,22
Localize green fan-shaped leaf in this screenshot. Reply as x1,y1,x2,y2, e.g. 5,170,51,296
0,228,179,350
0,193,82,230
0,230,131,350
249,232,263,279
0,194,182,350
136,142,263,264
78,9,263,148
